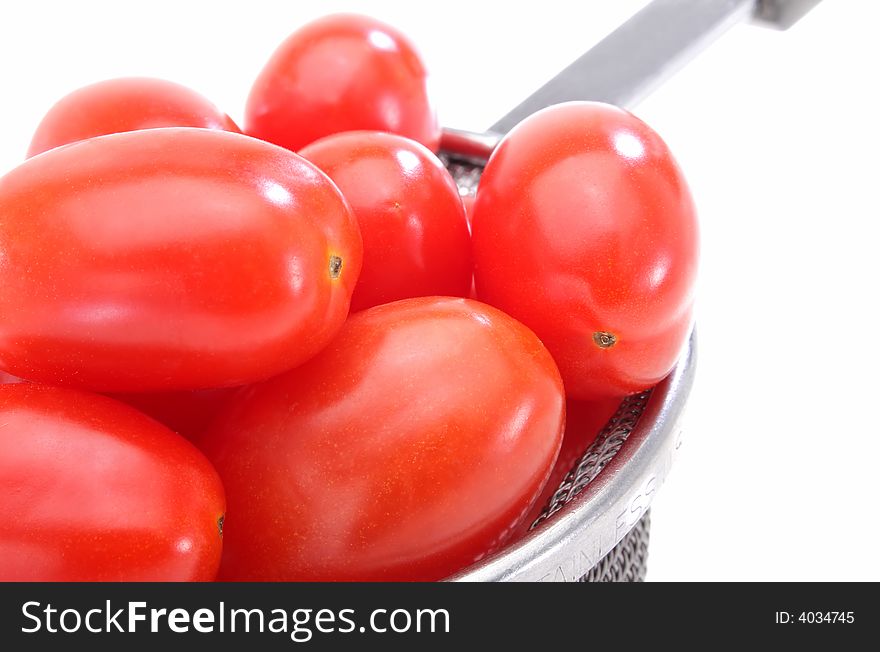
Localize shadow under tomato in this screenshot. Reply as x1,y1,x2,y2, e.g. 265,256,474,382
511,395,622,541
111,387,239,441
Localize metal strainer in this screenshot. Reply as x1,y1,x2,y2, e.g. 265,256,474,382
440,0,818,581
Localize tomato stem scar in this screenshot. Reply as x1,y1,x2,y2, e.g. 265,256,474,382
217,515,225,537
593,331,617,349
329,255,343,279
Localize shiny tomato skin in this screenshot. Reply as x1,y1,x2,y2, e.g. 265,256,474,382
472,102,699,399
201,297,565,581
245,14,440,152
0,383,225,581
300,131,471,312
0,127,362,392
27,77,240,158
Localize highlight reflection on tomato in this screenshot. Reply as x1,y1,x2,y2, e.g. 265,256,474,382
0,370,23,385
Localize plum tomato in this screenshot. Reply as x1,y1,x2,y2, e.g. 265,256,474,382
0,127,362,392
27,77,240,158
300,131,472,312
0,383,225,581
245,14,440,152
471,102,699,399
200,297,565,581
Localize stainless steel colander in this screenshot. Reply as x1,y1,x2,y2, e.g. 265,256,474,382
440,0,818,581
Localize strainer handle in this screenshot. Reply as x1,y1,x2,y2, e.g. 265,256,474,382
489,0,821,134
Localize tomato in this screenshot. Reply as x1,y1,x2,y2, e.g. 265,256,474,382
0,383,225,581
245,14,440,152
200,297,565,581
0,127,362,392
110,388,238,441
300,131,471,312
472,102,699,399
27,77,240,158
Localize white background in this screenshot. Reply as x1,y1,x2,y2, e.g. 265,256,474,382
1,1,878,581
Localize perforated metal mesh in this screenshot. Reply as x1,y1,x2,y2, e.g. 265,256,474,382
535,391,653,582
442,156,482,197
580,511,650,582
533,390,652,528
534,391,653,582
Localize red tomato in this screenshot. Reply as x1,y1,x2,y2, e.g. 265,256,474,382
472,102,699,399
0,127,362,392
245,14,440,152
27,77,240,158
300,131,471,312
0,383,225,581
200,297,565,581
110,388,238,441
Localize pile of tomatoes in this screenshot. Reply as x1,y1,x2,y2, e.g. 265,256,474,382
0,14,698,581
